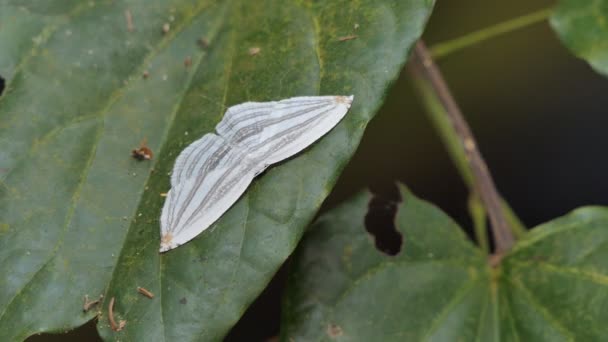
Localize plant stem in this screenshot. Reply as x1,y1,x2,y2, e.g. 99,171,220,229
468,193,489,254
430,7,553,59
408,59,526,241
408,41,515,253
502,200,526,239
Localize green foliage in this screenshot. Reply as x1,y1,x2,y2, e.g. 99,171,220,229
282,185,608,341
2,0,608,340
0,0,433,340
551,0,608,76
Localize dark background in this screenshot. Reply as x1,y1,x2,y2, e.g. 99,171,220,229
29,0,608,340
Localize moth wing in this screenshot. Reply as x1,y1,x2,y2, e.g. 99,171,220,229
161,95,354,252
160,144,258,252
216,95,353,165
170,134,226,186
215,100,278,144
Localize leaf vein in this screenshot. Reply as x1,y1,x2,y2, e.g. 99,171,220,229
506,276,575,339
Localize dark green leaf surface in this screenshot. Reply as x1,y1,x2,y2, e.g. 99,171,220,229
551,0,608,76
282,185,608,341
0,1,434,340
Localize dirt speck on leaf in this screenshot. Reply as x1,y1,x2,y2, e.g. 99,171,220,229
108,297,126,332
125,10,134,32
132,139,153,161
197,38,209,49
83,294,103,312
326,323,343,338
248,47,261,56
338,35,357,42
137,287,154,299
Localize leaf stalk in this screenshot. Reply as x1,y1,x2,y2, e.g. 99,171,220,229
408,41,515,253
430,7,553,59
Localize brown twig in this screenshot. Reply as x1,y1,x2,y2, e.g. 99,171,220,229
408,41,514,253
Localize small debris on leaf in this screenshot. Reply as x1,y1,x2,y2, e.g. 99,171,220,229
162,23,170,34
184,56,192,68
326,324,343,338
131,139,153,161
337,35,357,42
160,192,167,197
108,297,126,332
179,297,187,305
197,37,209,49
248,47,261,56
83,294,103,312
142,70,149,79
125,9,134,32
137,287,155,299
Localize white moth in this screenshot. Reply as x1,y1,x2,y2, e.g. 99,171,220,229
160,95,354,252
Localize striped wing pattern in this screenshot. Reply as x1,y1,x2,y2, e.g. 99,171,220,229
160,95,354,252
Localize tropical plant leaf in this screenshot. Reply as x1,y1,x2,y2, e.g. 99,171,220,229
282,184,608,340
551,0,608,76
0,0,434,340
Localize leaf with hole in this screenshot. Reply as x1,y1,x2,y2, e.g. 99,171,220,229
281,184,608,340
0,0,434,340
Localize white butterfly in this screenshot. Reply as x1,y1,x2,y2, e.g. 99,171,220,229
160,95,354,252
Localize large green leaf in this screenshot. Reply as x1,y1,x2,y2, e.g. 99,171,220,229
282,185,608,340
0,0,434,340
551,0,608,76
